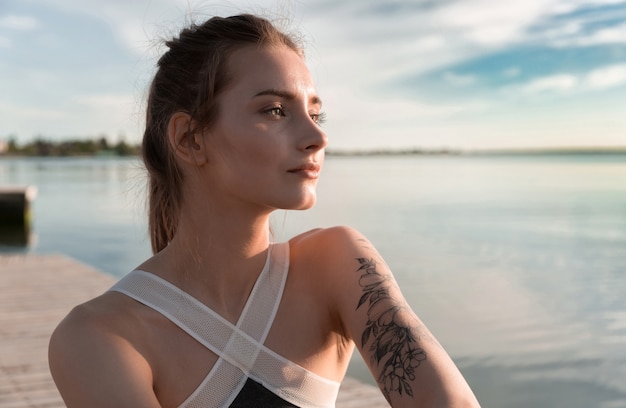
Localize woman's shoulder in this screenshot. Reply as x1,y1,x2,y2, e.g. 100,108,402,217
287,225,380,278
50,288,153,358
49,291,158,406
49,291,154,367
289,225,369,251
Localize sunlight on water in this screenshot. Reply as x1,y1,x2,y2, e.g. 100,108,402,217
1,154,625,407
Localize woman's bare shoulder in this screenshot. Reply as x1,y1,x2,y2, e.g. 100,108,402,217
286,226,384,298
289,225,371,253
49,292,159,407
49,291,146,363
56,290,141,332
289,226,380,271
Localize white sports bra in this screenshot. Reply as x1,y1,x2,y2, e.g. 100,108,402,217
109,242,341,408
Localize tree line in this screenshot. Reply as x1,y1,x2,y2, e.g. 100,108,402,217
1,136,140,157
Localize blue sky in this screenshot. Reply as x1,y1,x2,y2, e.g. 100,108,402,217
1,0,625,150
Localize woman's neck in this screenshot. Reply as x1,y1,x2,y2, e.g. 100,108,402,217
143,201,273,318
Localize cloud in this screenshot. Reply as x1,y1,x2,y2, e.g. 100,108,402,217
431,0,549,46
0,36,10,48
542,21,583,40
538,0,626,48
301,0,553,103
73,93,140,127
74,93,136,109
0,92,140,140
0,15,39,30
304,0,625,98
320,85,491,150
510,63,626,96
0,100,66,120
0,99,68,138
577,22,626,45
549,0,626,15
30,0,284,56
522,74,579,94
443,71,477,86
585,64,626,89
502,67,521,78
550,22,626,47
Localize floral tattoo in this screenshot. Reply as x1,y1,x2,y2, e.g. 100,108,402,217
355,257,426,402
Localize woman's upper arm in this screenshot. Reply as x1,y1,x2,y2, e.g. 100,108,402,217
321,226,480,407
48,305,161,408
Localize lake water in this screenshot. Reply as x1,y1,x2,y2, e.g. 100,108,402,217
1,154,625,407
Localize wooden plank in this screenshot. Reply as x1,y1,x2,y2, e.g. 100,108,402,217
0,254,114,408
0,254,388,407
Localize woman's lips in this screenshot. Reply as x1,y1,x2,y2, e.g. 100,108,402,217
288,162,321,179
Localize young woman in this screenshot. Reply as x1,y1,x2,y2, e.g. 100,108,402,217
49,14,480,408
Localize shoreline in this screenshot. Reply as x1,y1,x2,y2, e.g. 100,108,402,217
325,146,626,157
2,146,626,159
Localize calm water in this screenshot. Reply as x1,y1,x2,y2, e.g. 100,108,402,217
1,154,625,407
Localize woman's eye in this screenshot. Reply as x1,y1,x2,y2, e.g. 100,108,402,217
266,106,285,118
310,112,327,126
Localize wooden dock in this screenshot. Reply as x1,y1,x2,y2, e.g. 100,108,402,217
0,253,388,407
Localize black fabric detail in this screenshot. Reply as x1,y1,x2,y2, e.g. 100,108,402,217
229,378,299,407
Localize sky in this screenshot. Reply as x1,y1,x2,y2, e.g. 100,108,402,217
1,0,625,151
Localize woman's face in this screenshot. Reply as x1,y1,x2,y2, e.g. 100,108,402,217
202,45,328,213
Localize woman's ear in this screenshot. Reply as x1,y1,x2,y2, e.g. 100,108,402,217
167,112,208,166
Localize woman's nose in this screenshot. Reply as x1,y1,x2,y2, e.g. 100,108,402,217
299,118,328,152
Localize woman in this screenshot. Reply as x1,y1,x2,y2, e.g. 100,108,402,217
49,14,480,408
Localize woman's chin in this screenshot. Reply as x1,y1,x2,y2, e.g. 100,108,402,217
284,195,317,211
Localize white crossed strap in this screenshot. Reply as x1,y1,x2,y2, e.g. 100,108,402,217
110,242,340,408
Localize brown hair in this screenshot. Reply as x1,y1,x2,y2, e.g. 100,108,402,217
142,14,302,253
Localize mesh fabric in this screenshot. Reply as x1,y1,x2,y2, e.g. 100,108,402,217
110,242,340,408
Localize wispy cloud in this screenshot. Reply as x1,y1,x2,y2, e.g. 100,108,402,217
511,63,626,96
71,93,140,135
303,0,626,99
0,100,66,120
0,15,39,30
585,64,626,89
502,67,521,78
74,93,136,109
430,0,547,46
522,74,579,94
549,0,626,15
549,21,626,47
33,0,281,56
443,71,477,86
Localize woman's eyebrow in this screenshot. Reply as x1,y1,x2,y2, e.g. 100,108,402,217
254,89,322,107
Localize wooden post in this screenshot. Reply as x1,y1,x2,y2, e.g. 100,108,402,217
0,186,37,246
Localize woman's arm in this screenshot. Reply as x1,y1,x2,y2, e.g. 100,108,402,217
321,226,480,407
48,301,162,408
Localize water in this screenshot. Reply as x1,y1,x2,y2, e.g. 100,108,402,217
1,154,625,407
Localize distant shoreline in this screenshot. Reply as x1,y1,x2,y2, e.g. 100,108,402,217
2,146,626,158
326,147,626,157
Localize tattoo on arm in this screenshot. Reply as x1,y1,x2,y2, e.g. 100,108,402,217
355,257,426,402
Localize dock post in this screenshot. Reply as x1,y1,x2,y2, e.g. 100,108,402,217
0,185,37,246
